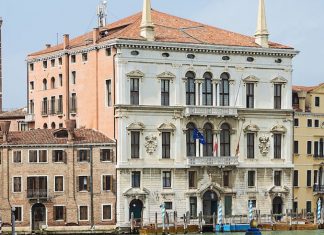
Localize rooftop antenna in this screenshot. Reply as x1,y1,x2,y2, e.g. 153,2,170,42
97,1,108,28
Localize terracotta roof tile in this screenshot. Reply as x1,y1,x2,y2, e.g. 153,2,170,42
292,85,319,92
1,129,114,145
29,10,293,57
0,107,27,118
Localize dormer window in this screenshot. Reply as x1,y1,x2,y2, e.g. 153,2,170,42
53,129,68,138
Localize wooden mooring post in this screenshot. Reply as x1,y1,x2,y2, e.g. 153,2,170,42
130,212,134,233
198,211,203,233
174,211,178,234
155,212,158,235
212,212,216,232
183,213,187,234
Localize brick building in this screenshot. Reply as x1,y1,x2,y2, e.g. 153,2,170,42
0,107,28,131
0,120,116,233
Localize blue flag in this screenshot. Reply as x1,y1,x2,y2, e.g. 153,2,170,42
193,128,206,145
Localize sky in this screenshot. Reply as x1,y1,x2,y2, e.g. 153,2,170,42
0,0,323,109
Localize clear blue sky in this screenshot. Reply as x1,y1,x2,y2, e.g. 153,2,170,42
0,0,323,109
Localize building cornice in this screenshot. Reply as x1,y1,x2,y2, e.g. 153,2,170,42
0,142,115,148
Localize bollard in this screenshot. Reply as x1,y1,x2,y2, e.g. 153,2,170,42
130,212,134,233
212,212,216,232
155,212,158,235
11,207,16,235
174,211,177,234
166,212,170,235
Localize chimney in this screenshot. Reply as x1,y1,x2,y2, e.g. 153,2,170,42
63,34,70,50
255,0,269,48
93,28,100,44
140,0,155,41
45,44,51,48
297,91,307,112
65,119,76,141
0,121,11,142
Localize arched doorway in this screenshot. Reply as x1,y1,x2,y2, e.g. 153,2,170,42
129,199,143,221
272,197,283,221
31,203,46,231
203,190,218,224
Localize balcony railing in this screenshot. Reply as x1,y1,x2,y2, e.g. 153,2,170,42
27,189,48,199
185,106,238,117
313,184,324,193
187,156,239,167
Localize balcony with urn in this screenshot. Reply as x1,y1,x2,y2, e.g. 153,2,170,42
187,156,239,167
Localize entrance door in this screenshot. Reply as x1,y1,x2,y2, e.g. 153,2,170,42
272,197,283,221
32,203,46,231
129,199,143,221
203,190,218,224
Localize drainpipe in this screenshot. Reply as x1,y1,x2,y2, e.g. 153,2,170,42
90,146,94,229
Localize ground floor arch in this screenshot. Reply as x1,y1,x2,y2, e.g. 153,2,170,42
31,203,46,231
202,190,218,224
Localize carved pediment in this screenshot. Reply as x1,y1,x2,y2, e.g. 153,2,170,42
157,71,176,80
244,124,260,133
123,187,150,197
158,123,176,132
198,182,225,196
271,76,288,84
126,70,145,78
243,75,260,83
268,185,290,195
271,125,287,133
127,122,145,131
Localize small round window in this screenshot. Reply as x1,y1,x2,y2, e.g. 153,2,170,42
275,58,282,63
187,54,195,59
247,57,254,62
131,50,139,56
162,53,170,58
222,56,230,61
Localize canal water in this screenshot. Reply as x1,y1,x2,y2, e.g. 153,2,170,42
201,231,323,235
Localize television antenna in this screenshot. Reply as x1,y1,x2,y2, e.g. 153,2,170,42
97,1,108,28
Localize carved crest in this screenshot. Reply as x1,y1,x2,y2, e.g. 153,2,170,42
144,135,158,154
259,136,270,156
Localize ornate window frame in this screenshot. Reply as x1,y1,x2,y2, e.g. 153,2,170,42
126,70,145,81
158,123,176,135
126,122,145,134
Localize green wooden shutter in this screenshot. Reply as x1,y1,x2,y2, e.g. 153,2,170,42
224,195,232,217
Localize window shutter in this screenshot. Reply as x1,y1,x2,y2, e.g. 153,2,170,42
76,176,80,192
87,150,90,162
53,206,56,220
52,151,55,163
100,149,103,161
63,151,67,164
110,176,113,191
87,176,90,191
112,176,116,194
77,150,80,162
103,175,106,191
63,206,67,221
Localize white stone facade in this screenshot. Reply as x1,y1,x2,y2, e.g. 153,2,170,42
115,41,297,227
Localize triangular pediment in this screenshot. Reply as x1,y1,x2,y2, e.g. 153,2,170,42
244,124,260,133
123,187,149,196
126,70,145,78
271,76,288,84
127,122,145,130
243,75,260,83
271,125,287,133
157,71,176,79
158,123,176,132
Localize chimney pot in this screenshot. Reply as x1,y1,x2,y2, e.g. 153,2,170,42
65,119,76,141
93,28,100,44
45,44,51,48
63,34,70,50
0,121,11,142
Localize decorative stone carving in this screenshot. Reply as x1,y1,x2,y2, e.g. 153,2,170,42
243,75,260,83
158,123,176,134
244,124,260,133
259,136,270,156
144,135,158,154
271,76,288,85
156,71,176,80
126,70,145,78
127,122,145,134
271,125,287,133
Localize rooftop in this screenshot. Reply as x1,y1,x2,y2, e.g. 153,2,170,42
29,10,293,57
293,83,324,92
0,107,27,119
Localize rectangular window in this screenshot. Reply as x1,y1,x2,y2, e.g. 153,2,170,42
78,176,90,192
82,53,88,62
246,83,254,108
314,170,318,184
13,177,22,192
247,133,255,159
30,81,34,90
59,74,63,87
77,149,90,162
54,206,65,221
162,171,172,188
53,150,65,163
307,170,312,187
13,151,22,163
132,171,141,188
307,119,312,127
27,176,47,198
51,59,55,67
54,176,64,192
294,118,299,127
306,201,312,213
274,171,282,186
102,205,112,220
42,98,48,115
307,141,312,155
248,200,257,208
293,202,298,213
274,84,282,109
102,175,112,191
28,150,47,163
274,134,282,159
188,171,197,189
248,171,255,187
223,171,230,187
29,100,35,114
294,141,299,154
29,150,38,163
71,71,76,84
50,96,56,114
161,79,170,106
71,55,76,63
189,197,197,218
130,78,139,105
315,97,320,107
106,80,112,107
58,57,62,65
105,48,112,56
39,150,47,162
43,60,48,69
14,206,22,222
131,132,140,159
57,95,63,114
71,93,77,113
79,206,88,221
315,120,320,128
100,149,112,162
29,63,34,71
314,141,319,157
162,132,171,159
224,196,232,217
164,202,172,210
293,170,299,187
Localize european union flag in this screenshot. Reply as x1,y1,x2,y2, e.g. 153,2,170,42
193,128,206,145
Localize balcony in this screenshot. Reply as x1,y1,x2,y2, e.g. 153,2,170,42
27,189,48,199
313,184,324,193
187,156,239,167
25,113,35,122
185,106,238,117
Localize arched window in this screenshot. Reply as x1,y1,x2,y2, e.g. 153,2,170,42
186,72,196,105
220,123,231,156
203,123,213,156
202,72,213,106
51,77,55,89
51,122,56,129
43,123,48,129
186,123,196,156
43,79,47,90
220,73,230,106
